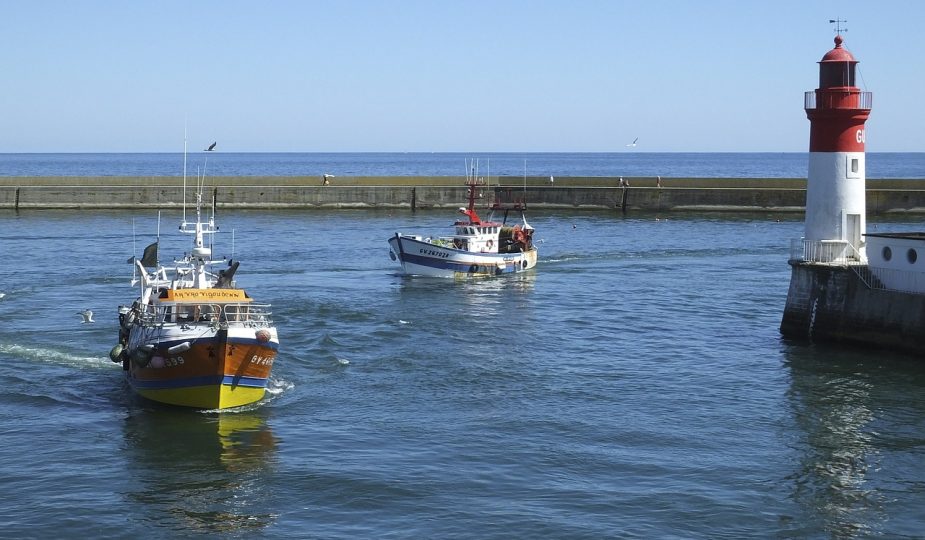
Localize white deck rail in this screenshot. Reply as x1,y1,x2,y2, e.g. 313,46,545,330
790,238,863,264
790,238,925,295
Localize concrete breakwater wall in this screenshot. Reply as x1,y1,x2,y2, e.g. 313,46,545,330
2,176,925,213
780,262,925,355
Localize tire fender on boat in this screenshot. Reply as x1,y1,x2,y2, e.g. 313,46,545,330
109,344,124,363
486,239,493,249
468,264,478,273
131,344,155,368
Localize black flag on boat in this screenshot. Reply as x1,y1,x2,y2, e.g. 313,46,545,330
127,242,158,268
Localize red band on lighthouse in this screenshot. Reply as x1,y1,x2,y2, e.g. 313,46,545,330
807,111,868,152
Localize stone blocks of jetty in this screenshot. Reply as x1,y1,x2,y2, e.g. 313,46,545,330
2,176,925,213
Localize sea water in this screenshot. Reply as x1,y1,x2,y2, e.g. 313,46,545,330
1,207,924,538
1,151,924,178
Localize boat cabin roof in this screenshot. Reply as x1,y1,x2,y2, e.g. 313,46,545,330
156,288,252,303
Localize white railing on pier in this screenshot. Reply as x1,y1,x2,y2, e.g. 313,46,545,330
862,266,925,295
790,238,863,264
790,238,925,295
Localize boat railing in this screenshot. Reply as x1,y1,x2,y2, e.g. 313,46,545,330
134,301,273,326
221,303,273,326
136,303,161,325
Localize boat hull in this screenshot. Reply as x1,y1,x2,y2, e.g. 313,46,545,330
124,324,279,409
388,234,537,278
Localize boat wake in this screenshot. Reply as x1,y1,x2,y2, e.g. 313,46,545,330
545,245,784,265
265,377,295,396
543,256,583,263
0,342,112,370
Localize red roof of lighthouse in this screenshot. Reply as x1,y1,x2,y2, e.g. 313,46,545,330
820,35,857,63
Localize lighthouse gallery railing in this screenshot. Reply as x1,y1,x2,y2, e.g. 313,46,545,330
804,91,873,110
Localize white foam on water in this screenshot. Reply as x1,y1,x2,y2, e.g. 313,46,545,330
266,377,295,395
0,342,113,370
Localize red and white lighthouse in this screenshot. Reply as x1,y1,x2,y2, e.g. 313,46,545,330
803,35,872,262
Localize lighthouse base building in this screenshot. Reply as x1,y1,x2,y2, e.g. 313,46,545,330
780,35,925,355
781,250,925,354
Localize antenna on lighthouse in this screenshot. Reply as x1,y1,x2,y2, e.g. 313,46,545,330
828,18,847,34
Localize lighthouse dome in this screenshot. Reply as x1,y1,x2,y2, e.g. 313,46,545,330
817,35,858,88
820,35,857,63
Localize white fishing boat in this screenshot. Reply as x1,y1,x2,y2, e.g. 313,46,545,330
388,163,538,278
110,148,280,409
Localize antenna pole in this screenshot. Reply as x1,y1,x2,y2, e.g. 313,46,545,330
156,210,161,267
132,218,137,281
828,18,847,34
182,131,188,223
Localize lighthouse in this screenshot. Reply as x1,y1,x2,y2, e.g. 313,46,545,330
782,34,925,355
802,34,872,262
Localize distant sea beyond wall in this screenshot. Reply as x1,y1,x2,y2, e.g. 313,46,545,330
2,176,925,214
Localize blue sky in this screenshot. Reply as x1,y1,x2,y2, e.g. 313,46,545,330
1,1,922,152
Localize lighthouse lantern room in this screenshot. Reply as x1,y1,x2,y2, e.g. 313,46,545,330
802,34,872,264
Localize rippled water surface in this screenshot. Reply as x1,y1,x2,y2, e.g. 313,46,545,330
2,209,925,538
2,151,924,178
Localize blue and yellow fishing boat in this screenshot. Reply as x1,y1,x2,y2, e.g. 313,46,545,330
111,153,279,409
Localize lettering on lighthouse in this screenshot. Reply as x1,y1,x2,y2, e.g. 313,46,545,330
856,129,865,144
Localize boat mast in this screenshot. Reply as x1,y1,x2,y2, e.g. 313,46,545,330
183,130,188,224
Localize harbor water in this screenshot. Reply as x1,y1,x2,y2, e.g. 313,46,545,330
1,151,925,178
2,207,925,538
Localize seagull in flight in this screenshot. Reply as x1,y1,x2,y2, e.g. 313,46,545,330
205,142,217,151
77,309,95,323
626,137,638,148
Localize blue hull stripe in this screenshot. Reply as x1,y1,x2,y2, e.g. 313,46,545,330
390,237,525,274
401,252,520,273
128,375,268,390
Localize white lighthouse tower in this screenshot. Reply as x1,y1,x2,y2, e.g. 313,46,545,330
802,34,872,263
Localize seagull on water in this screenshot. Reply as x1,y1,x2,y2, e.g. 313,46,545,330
205,142,217,151
78,309,95,323
626,137,638,148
